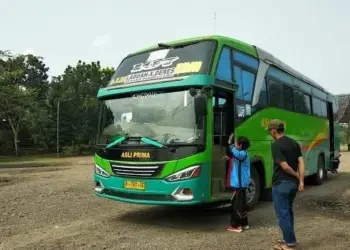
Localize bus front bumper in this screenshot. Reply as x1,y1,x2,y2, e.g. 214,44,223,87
93,174,208,205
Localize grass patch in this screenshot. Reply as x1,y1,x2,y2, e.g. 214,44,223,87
0,154,94,168
0,154,59,162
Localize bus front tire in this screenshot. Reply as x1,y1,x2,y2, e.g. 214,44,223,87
246,167,261,211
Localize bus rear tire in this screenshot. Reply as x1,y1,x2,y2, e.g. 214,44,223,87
246,167,260,211
312,154,326,185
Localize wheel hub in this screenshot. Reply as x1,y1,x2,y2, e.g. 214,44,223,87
246,180,256,204
319,167,324,179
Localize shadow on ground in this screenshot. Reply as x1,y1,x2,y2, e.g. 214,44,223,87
117,171,350,231
116,201,275,232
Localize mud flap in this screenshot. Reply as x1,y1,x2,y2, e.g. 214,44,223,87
330,155,340,174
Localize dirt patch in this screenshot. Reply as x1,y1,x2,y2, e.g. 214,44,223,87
0,176,19,187
0,176,13,185
0,166,68,176
300,195,350,219
13,167,68,174
1,154,350,250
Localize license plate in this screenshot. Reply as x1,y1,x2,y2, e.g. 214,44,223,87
123,180,145,191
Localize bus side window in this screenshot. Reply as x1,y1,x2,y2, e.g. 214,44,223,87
294,90,311,114
282,85,294,111
232,50,258,102
234,66,255,102
268,80,283,108
313,98,328,117
216,47,232,82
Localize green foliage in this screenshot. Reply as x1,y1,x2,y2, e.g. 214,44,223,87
340,125,349,145
0,52,46,156
52,61,115,153
0,50,115,156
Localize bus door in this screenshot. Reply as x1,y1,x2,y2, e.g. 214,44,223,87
212,90,234,197
327,102,335,153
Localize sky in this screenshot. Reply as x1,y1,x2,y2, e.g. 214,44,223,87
1,0,349,94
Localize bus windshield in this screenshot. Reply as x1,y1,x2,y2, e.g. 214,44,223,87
98,89,205,146
108,40,216,87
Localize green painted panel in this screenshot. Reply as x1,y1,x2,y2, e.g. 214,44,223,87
234,107,331,188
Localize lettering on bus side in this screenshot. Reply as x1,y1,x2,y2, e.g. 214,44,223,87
121,152,151,159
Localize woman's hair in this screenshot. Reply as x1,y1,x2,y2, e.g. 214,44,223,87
237,136,250,150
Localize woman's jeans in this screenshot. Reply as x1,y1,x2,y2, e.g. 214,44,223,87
272,180,298,246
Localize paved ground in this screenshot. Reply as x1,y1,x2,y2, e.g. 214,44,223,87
0,153,350,250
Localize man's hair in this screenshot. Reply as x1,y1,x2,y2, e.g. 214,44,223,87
238,136,250,150
267,119,285,133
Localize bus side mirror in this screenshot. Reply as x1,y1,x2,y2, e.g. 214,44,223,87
194,94,207,117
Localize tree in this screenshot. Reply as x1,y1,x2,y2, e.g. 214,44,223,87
0,85,37,156
0,51,44,156
52,61,114,154
0,50,116,156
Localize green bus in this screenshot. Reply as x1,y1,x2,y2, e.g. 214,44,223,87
94,35,341,209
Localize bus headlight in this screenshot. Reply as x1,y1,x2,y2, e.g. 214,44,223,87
95,164,111,178
165,165,201,182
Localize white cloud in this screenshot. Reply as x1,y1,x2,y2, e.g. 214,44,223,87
92,34,111,48
23,48,35,55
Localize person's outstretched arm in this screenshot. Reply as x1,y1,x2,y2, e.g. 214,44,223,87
297,144,305,191
230,145,247,161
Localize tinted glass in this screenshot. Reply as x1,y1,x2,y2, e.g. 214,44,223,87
268,80,283,108
216,47,232,82
234,66,255,102
233,51,259,70
283,85,294,111
294,90,311,114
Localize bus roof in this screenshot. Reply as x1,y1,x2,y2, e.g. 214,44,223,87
131,35,257,57
253,46,330,95
131,35,331,95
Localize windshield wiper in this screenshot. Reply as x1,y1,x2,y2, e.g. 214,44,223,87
139,137,176,152
105,136,127,149
105,135,176,152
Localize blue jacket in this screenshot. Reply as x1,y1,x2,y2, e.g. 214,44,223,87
229,145,251,188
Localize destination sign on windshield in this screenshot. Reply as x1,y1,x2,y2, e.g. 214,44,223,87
108,40,216,87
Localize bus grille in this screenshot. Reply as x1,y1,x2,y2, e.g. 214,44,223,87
110,163,163,178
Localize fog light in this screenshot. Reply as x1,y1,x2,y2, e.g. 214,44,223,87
95,181,104,193
182,188,192,195
171,187,194,201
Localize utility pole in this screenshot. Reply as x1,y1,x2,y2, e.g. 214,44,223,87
213,12,216,34
348,121,350,151
57,100,60,156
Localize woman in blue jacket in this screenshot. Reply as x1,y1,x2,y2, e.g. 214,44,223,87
226,134,251,233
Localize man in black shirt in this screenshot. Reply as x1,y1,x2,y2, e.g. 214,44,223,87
267,119,305,250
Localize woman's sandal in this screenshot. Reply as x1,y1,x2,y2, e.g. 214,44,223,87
276,240,298,245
